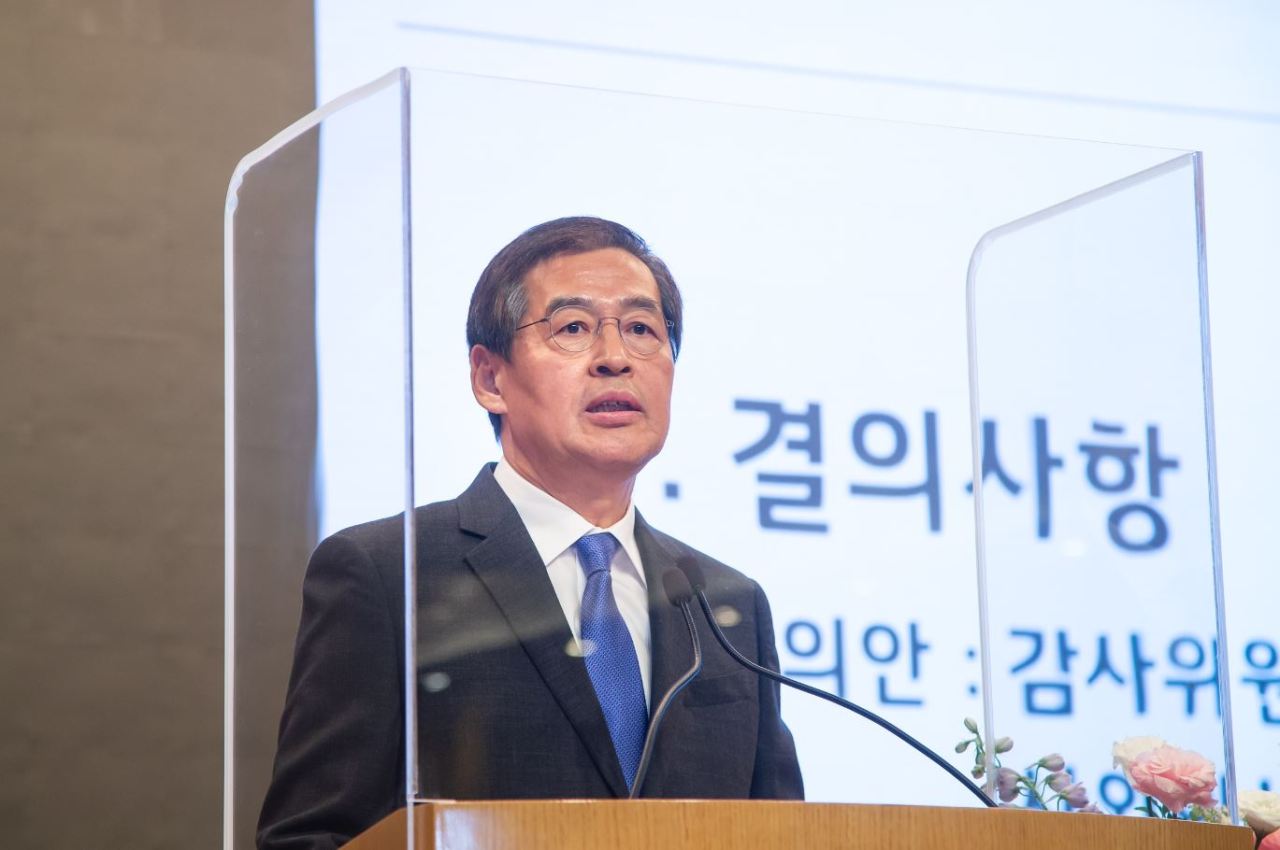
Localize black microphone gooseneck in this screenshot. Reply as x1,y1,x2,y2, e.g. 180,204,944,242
674,556,996,808
628,569,704,799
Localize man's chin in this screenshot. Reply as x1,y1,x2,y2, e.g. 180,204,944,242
573,440,664,478
578,454,652,478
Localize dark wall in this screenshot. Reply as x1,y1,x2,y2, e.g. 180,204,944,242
0,3,314,847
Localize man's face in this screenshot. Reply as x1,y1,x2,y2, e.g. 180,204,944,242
472,247,675,489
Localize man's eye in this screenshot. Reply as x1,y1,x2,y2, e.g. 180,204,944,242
626,322,656,336
559,320,590,335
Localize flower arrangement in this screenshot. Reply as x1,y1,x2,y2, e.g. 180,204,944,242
960,721,1278,847
1112,736,1280,849
954,717,1097,812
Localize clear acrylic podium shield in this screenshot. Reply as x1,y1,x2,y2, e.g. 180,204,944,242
225,69,1235,850
967,156,1236,819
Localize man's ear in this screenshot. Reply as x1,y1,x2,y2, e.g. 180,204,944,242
469,344,508,415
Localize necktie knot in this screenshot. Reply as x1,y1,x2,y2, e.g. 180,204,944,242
575,532,619,577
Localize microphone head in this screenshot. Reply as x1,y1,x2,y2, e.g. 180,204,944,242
661,568,695,607
675,555,707,592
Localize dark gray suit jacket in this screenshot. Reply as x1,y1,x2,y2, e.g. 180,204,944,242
257,466,803,849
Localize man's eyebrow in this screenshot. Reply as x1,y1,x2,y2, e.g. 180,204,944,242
543,295,660,313
544,295,594,313
620,296,660,312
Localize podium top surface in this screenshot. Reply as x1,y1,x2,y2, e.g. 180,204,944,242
346,800,1253,850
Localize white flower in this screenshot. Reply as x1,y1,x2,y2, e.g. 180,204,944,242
1111,736,1166,780
1239,789,1280,834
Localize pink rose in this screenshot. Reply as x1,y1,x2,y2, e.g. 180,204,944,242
1259,829,1280,850
1113,736,1167,779
1127,745,1217,814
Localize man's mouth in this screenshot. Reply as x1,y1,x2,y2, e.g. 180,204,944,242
586,394,641,414
587,399,638,413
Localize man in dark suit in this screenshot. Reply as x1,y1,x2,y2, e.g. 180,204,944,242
257,217,803,849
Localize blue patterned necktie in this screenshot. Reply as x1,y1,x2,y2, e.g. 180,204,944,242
575,532,648,791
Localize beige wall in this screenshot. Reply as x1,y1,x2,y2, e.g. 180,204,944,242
0,3,314,847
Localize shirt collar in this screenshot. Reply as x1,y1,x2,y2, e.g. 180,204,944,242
493,458,646,586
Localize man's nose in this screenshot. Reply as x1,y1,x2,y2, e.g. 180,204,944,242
591,319,632,374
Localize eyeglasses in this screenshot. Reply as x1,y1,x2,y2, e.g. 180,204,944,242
516,304,675,357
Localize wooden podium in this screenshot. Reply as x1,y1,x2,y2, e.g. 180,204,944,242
346,800,1254,850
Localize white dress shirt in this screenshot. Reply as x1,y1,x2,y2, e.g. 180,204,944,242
492,459,652,707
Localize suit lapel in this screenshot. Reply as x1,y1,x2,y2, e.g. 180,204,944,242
633,512,700,797
456,468,631,797
635,514,689,716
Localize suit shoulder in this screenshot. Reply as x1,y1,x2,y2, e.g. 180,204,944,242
316,495,462,561
642,523,760,594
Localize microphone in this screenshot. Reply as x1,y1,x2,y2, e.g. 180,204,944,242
674,556,996,808
629,568,704,799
